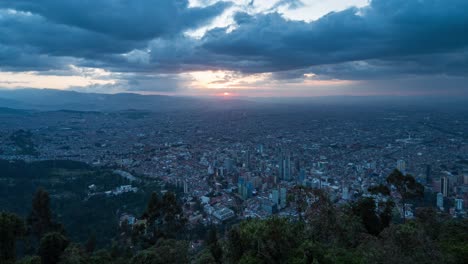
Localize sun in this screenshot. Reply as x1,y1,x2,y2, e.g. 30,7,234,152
223,92,230,96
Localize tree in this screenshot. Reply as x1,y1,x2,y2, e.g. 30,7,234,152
225,227,244,263
143,192,161,222
0,212,25,263
386,170,424,222
304,190,338,243
363,222,443,264
130,239,189,264
142,192,186,244
437,219,468,264
85,234,96,254
58,244,87,264
352,197,394,236
289,186,315,221
205,227,223,263
27,188,62,241
16,256,41,264
39,232,69,264
230,217,302,264
193,249,217,264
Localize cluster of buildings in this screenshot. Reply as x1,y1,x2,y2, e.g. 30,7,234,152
0,108,467,224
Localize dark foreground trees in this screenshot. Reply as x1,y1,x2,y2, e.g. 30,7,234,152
0,212,25,264
1,181,466,264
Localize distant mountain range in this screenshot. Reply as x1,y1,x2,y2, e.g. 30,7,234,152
0,89,256,112
0,88,466,112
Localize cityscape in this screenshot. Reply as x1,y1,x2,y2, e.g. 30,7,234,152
1,102,467,227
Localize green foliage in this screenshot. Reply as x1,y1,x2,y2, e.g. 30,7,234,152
39,232,69,264
140,192,187,246
193,249,217,264
351,198,394,236
0,168,466,264
0,212,25,263
235,217,303,263
58,244,87,264
438,220,468,264
362,222,443,264
387,169,424,200
16,256,41,264
130,239,189,264
28,188,62,241
0,159,156,247
205,227,223,263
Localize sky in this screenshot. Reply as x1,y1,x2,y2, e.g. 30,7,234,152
0,0,467,97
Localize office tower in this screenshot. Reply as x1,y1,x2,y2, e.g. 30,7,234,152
224,158,234,172
245,150,251,169
298,168,305,184
342,186,349,200
455,198,463,211
246,182,254,199
280,187,287,209
272,189,279,206
183,180,189,194
278,151,291,181
441,176,449,197
436,192,444,209
257,144,264,154
396,160,406,173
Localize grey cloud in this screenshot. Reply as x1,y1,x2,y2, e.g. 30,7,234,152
200,0,468,77
0,0,231,41
1,0,468,93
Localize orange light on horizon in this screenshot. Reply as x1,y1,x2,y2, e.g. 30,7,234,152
223,92,230,96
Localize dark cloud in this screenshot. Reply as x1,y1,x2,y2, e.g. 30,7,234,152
0,1,229,71
0,10,141,58
200,0,468,77
0,0,231,41
0,0,467,93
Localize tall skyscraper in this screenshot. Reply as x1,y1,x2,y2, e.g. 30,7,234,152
441,176,450,197
396,159,406,173
455,198,463,211
280,187,287,209
436,192,444,209
278,151,291,181
298,168,305,184
342,186,349,200
183,180,189,194
272,189,279,206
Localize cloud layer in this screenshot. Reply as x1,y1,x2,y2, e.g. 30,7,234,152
0,0,467,94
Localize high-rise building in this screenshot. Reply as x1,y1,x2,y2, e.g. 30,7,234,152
257,144,264,154
272,189,279,206
280,188,287,209
396,160,406,173
436,192,444,209
298,168,305,184
342,186,349,200
278,152,291,181
183,180,189,194
441,177,450,197
455,198,463,211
